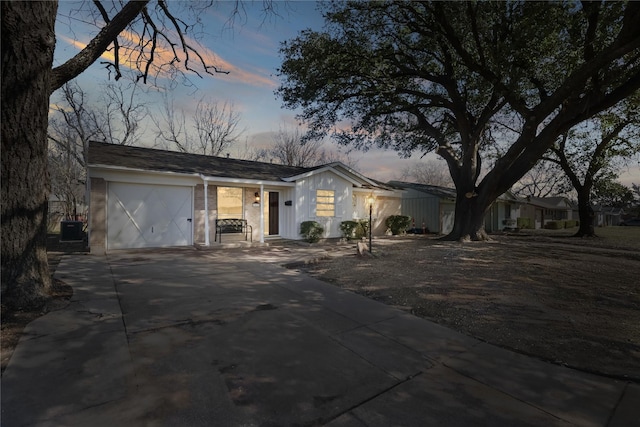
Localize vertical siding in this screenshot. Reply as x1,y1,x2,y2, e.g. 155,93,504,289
296,171,352,238
278,187,296,239
400,189,443,233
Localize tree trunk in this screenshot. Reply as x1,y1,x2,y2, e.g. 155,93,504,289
575,187,596,237
1,1,58,309
442,189,491,241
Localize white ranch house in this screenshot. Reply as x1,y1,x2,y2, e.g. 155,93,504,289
87,142,402,253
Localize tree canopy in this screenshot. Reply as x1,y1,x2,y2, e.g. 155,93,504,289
277,0,640,240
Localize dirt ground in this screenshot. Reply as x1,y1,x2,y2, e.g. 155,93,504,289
296,231,640,382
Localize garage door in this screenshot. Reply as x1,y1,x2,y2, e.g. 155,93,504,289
107,183,193,250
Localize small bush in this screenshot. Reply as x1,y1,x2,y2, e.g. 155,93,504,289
356,219,369,239
300,221,324,243
517,217,533,229
340,221,359,241
385,215,412,235
564,220,578,228
545,220,564,230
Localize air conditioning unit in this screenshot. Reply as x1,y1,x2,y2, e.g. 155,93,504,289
60,221,83,241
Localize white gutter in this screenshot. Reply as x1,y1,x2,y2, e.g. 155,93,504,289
89,164,296,187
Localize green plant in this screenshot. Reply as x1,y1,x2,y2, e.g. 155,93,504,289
356,219,369,239
340,220,369,240
517,217,533,229
385,215,411,235
545,220,565,230
339,221,359,240
300,221,324,243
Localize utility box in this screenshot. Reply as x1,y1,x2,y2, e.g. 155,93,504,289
60,221,84,241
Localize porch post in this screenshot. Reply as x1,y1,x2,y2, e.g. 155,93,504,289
203,179,210,246
259,183,264,243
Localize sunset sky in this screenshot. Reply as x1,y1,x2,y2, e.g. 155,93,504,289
52,1,639,188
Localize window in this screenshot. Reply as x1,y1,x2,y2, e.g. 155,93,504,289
316,189,335,217
217,187,243,219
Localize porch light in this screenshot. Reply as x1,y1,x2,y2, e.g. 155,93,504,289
252,192,261,207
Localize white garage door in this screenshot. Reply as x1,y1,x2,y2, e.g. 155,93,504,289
107,183,193,250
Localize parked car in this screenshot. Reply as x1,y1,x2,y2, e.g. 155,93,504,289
619,218,640,226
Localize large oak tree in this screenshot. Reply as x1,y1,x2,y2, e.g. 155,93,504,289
277,1,640,240
1,1,269,310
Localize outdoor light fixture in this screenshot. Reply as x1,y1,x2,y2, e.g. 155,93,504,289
367,195,375,253
253,192,261,207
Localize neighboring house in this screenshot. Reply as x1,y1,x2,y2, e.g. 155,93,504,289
388,181,520,234
519,196,575,229
484,191,521,232
593,205,624,227
87,141,402,252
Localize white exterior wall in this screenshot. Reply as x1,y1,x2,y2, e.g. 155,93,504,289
296,171,353,238
276,187,297,239
484,201,521,232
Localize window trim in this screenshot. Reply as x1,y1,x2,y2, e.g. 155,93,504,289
316,189,335,217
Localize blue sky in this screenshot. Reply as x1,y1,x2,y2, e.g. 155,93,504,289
52,0,419,182
52,1,639,187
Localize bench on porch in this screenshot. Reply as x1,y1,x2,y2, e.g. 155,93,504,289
214,218,252,243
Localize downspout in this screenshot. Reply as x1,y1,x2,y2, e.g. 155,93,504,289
259,183,264,243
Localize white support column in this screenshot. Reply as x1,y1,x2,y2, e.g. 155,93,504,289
204,179,210,246
259,183,265,243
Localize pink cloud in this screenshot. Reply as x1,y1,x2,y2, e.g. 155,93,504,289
58,32,276,88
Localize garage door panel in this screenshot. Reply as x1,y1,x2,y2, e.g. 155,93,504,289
108,183,192,250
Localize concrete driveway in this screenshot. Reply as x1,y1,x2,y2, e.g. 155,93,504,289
2,246,637,426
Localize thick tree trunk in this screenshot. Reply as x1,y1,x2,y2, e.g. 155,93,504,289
442,190,491,241
574,187,596,237
1,1,58,309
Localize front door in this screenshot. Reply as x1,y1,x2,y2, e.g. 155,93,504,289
268,191,279,235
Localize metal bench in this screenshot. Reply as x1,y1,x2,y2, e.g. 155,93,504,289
214,218,252,243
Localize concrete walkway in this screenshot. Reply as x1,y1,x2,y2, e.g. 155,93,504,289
2,246,637,426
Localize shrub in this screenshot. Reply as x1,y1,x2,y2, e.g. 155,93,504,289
564,220,578,228
356,219,369,239
339,221,359,241
385,215,412,235
544,220,564,230
300,221,324,243
517,217,533,229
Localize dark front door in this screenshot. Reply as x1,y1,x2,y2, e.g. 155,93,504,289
268,192,279,235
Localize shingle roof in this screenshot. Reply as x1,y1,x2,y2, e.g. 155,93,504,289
88,141,316,182
525,196,573,210
387,181,457,199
